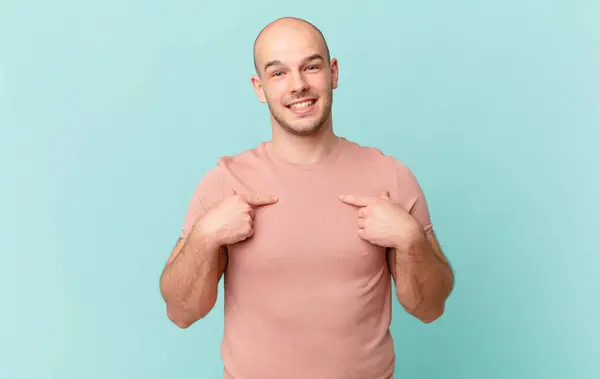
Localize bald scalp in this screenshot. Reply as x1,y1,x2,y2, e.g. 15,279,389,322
253,17,331,77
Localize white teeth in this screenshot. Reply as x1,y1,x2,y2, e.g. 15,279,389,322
289,100,314,109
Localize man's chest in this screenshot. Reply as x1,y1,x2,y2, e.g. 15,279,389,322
225,170,396,281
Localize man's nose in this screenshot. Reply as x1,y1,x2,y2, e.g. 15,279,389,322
289,72,309,94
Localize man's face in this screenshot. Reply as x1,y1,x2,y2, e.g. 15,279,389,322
252,27,338,136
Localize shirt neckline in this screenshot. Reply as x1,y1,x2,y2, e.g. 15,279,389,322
261,137,347,172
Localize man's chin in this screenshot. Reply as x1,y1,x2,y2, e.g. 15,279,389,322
271,108,329,136
285,123,324,136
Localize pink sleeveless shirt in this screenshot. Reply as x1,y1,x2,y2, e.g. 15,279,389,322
180,137,434,379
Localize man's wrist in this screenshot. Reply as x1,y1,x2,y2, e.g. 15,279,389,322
393,227,427,256
191,220,222,251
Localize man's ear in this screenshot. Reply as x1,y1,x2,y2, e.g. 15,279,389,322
330,58,339,90
251,75,267,103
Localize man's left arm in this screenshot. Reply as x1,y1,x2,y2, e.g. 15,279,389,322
387,229,454,323
338,160,454,323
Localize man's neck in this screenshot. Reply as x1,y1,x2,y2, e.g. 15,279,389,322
269,124,339,165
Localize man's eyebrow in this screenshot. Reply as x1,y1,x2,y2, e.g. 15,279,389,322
263,53,325,72
263,60,283,72
302,53,325,64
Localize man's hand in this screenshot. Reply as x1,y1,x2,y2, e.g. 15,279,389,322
196,191,279,246
338,190,423,251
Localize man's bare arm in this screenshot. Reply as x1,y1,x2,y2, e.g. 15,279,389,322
159,226,227,329
387,231,454,323
160,191,277,328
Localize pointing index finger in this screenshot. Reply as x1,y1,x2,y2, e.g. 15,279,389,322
243,194,279,206
338,194,375,207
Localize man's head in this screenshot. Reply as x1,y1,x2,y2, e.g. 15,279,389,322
251,17,338,136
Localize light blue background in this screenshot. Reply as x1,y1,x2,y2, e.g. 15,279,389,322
1,1,598,378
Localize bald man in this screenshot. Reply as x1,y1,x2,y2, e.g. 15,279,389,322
160,17,454,379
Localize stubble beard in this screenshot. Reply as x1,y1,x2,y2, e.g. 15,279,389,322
267,92,333,137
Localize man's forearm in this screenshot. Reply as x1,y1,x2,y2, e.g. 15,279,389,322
159,229,223,327
389,234,454,323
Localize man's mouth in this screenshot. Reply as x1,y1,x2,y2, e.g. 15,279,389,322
286,99,317,113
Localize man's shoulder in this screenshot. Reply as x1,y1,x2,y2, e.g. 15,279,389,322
191,141,269,192
216,141,267,168
195,142,266,177
341,137,425,193
342,137,409,170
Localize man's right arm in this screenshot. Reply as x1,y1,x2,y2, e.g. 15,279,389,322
159,222,227,329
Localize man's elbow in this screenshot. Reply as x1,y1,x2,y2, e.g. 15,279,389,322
416,303,445,324
162,290,218,328
166,306,209,329
403,301,445,324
